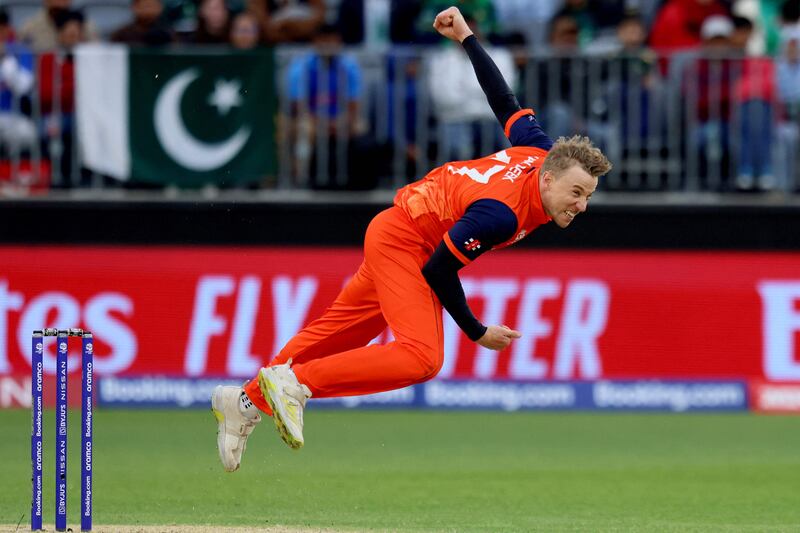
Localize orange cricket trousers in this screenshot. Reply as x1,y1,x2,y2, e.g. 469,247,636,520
245,206,445,410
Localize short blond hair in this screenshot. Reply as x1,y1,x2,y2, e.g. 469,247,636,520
541,135,612,179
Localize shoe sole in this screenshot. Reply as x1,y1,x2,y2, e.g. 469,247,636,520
211,389,240,472
258,370,304,450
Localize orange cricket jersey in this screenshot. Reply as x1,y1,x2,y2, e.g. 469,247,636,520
394,145,552,255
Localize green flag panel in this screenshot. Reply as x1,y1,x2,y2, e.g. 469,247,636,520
129,48,276,187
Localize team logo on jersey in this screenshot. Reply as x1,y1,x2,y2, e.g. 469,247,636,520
464,238,482,252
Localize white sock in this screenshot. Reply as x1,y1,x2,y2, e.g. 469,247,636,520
238,390,259,420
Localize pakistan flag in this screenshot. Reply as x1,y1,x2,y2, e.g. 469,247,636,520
76,44,276,187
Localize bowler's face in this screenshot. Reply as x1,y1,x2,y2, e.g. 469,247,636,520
540,165,597,228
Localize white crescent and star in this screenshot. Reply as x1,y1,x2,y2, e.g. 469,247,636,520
153,68,251,172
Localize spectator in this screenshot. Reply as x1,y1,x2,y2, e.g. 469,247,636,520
187,0,231,44
777,27,800,120
730,1,766,55
731,15,777,190
285,23,370,189
616,13,650,53
529,14,582,139
230,11,262,49
383,52,421,180
39,10,83,116
778,0,800,48
650,0,729,55
775,27,800,190
427,13,516,162
336,0,422,177
38,9,85,185
247,0,325,43
730,15,755,52
683,15,737,189
0,9,37,156
333,0,418,182
111,0,174,46
19,0,97,52
554,0,626,49
549,13,581,50
691,16,737,119
337,0,387,46
590,14,664,188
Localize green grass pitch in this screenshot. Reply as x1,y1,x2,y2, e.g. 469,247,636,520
2,409,799,532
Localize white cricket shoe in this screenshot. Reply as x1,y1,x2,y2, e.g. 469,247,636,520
211,385,261,472
258,361,312,450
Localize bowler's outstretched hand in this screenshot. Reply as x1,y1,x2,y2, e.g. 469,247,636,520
477,325,522,351
433,6,474,43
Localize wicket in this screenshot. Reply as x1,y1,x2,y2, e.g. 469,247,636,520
31,328,93,532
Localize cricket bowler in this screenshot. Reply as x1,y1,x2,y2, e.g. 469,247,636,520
211,5,612,471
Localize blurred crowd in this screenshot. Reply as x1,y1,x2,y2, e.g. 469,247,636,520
1,0,800,192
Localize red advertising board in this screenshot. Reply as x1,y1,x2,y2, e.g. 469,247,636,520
750,381,800,413
1,246,799,386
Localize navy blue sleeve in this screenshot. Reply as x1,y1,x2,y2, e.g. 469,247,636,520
460,35,553,150
446,199,519,263
422,243,486,340
420,199,518,341
461,35,521,129
507,113,553,150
